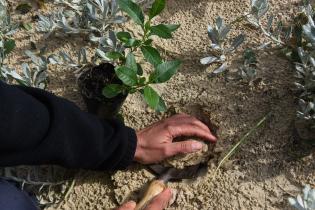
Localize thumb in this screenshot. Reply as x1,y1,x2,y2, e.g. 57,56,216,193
144,188,172,210
116,201,136,210
167,140,204,157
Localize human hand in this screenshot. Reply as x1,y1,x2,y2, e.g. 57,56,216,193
134,114,217,164
116,188,172,210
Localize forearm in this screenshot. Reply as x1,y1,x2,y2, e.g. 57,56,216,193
0,81,136,170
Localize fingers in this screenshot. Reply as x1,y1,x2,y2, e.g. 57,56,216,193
168,123,217,142
116,201,136,210
165,140,204,157
165,114,217,142
144,188,172,210
168,114,211,133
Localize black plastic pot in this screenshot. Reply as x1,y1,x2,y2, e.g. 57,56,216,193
77,63,127,119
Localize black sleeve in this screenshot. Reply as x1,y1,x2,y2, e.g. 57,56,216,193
0,81,137,170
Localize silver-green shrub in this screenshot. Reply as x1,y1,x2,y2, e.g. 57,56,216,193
289,185,315,210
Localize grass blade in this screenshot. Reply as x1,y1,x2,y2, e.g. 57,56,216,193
212,112,270,179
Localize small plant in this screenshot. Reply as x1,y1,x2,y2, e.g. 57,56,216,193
38,0,153,39
50,0,180,115
37,0,126,39
200,16,245,77
0,0,18,81
237,48,258,81
288,185,315,210
247,0,283,45
295,48,315,129
95,0,181,111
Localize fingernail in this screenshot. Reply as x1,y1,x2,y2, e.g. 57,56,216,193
170,188,176,196
167,188,172,196
125,201,136,208
192,142,203,151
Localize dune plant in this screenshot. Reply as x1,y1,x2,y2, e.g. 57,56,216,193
201,0,314,141
288,185,315,210
246,0,315,139
37,0,153,40
200,16,245,77
237,48,258,81
37,0,126,39
0,0,19,81
0,0,48,89
295,48,315,130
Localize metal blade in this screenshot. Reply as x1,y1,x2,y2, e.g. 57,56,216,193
149,163,208,183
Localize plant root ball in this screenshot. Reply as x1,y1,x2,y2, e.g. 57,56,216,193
162,104,219,169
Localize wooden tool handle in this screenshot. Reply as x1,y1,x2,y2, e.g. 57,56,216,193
135,180,166,210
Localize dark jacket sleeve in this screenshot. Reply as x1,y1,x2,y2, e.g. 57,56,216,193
0,81,137,170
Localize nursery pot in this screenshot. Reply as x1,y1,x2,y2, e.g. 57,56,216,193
77,63,127,119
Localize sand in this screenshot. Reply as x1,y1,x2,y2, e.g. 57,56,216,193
3,0,315,209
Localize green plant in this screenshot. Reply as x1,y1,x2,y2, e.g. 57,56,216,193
48,0,180,111
37,0,126,39
96,0,181,111
201,16,245,77
0,0,49,89
0,0,18,81
37,0,154,39
288,185,315,210
295,48,315,128
238,48,258,81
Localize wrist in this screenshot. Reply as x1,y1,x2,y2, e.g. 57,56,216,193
134,131,143,163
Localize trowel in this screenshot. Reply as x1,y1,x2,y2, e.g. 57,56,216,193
135,163,208,210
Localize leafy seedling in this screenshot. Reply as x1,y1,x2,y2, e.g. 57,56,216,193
49,0,181,112
201,16,245,77
238,48,258,81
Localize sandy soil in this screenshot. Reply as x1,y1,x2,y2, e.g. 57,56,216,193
4,0,315,209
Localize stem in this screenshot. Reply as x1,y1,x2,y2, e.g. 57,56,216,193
56,179,76,209
230,13,251,25
212,112,271,180
1,175,68,186
259,21,285,46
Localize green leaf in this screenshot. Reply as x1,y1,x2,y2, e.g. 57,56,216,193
129,88,137,94
22,22,32,31
4,39,15,55
117,32,132,42
154,60,181,83
96,49,110,60
165,24,180,32
141,46,162,67
149,24,173,39
149,0,166,19
143,86,160,109
117,0,144,26
125,38,141,47
126,53,137,73
156,96,167,112
139,77,146,85
105,51,124,60
143,39,153,46
144,21,151,31
115,66,138,86
103,84,124,98
137,63,143,75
